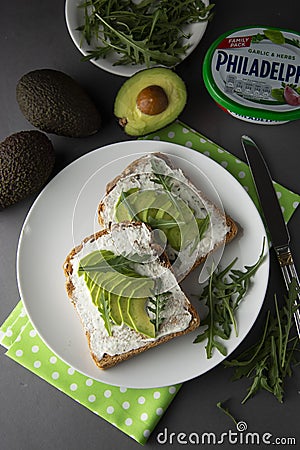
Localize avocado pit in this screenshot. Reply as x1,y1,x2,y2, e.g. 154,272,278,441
136,85,169,115
114,67,187,136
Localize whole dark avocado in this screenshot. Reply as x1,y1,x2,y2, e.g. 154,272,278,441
0,131,55,208
16,69,101,137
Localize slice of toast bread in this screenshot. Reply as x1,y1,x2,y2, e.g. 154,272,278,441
63,222,200,369
98,153,238,282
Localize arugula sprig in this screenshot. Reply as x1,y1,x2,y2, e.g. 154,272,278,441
118,191,140,222
78,250,154,335
224,278,300,403
150,165,210,251
150,168,180,213
78,249,145,277
97,287,112,336
78,0,214,67
148,292,169,333
150,171,174,193
216,401,238,426
194,240,266,358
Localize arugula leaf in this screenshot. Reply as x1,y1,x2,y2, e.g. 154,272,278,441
82,272,112,336
150,171,174,193
93,13,180,67
147,216,185,229
118,191,139,222
150,166,210,251
194,263,229,357
194,240,266,358
150,168,181,216
224,278,300,403
79,0,214,67
216,402,238,426
116,173,210,255
97,287,112,336
197,216,210,239
79,250,141,277
148,292,169,333
189,215,210,255
78,249,154,335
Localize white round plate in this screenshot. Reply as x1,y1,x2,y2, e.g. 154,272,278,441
65,0,210,77
17,140,269,388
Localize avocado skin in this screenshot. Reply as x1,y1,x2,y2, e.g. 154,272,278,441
114,67,187,136
0,131,55,208
16,69,101,137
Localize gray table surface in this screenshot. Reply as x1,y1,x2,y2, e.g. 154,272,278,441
1,1,300,449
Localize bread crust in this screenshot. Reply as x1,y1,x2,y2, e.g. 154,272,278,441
63,223,200,369
87,300,199,369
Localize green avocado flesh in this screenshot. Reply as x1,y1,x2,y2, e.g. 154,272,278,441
129,297,157,337
115,189,209,252
78,250,155,338
114,68,187,136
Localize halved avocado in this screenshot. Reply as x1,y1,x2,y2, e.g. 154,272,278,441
114,68,187,136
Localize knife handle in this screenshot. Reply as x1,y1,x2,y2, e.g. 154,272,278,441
276,246,300,339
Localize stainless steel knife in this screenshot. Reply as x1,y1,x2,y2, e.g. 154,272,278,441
241,135,300,338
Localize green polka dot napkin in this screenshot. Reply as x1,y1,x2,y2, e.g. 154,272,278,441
1,120,299,445
0,303,180,445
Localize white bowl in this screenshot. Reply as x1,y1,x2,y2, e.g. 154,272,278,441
65,0,210,77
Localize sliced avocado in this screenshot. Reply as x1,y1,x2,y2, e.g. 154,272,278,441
116,188,159,223
115,188,139,222
152,193,188,221
141,191,176,221
116,278,149,329
120,277,154,300
118,278,154,332
132,190,158,222
138,207,149,223
115,201,132,222
109,292,122,326
166,216,207,252
119,296,135,329
128,298,155,338
154,201,173,219
137,191,173,222
103,272,148,327
114,68,187,136
166,226,182,251
78,249,157,335
101,275,125,326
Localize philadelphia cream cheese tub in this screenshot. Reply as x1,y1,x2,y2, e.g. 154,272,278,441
203,26,300,124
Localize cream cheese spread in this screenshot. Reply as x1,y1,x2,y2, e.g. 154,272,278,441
203,26,300,124
69,223,192,360
100,154,229,279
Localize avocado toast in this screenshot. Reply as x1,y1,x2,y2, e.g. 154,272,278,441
63,222,200,369
98,153,238,282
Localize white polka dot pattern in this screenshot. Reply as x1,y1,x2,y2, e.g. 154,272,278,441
1,120,300,445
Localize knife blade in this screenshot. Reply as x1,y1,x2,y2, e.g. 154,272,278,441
241,135,300,338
